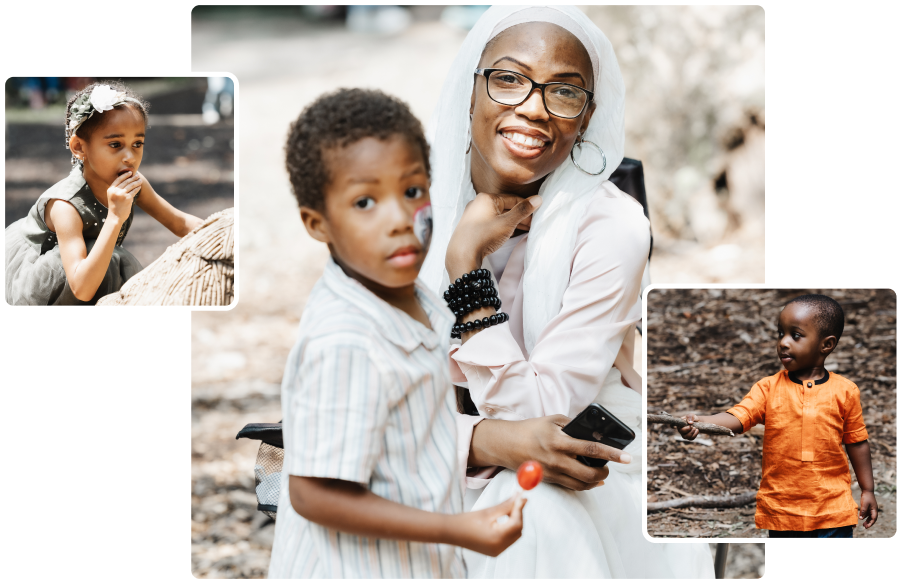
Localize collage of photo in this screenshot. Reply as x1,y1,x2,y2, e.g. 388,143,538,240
3,3,898,583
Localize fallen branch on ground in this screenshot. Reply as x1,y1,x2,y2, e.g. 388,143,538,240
647,490,757,512
647,412,735,436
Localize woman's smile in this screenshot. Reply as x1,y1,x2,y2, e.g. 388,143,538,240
499,126,551,158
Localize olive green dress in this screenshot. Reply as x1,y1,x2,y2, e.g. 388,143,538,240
5,167,143,305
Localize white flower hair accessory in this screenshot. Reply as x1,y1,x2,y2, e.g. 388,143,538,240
66,84,145,165
66,85,143,137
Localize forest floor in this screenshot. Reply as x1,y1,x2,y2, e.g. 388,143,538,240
646,288,897,539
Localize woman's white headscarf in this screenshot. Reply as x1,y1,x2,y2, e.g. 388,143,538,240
422,5,626,353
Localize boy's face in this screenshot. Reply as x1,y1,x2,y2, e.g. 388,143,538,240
776,303,835,372
303,134,430,292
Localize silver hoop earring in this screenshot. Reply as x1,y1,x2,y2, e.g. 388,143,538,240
465,117,472,154
570,138,606,176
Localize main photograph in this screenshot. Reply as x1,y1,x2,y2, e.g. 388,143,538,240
191,5,765,578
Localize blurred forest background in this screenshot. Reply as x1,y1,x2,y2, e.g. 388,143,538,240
646,289,895,540
190,6,765,577
5,76,235,267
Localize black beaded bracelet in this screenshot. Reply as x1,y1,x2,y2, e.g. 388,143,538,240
451,312,508,339
444,268,501,319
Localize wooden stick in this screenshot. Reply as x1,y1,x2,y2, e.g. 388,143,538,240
647,412,735,436
647,490,757,512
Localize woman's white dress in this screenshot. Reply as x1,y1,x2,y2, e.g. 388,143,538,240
449,185,714,578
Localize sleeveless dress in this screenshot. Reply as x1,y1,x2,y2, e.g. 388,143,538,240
5,167,143,305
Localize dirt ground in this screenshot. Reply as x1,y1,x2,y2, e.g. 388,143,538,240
646,289,897,539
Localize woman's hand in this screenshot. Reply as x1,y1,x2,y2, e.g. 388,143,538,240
106,171,141,223
471,416,629,491
445,193,541,277
447,495,527,557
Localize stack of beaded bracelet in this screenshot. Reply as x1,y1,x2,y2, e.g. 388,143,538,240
451,311,509,339
443,269,508,339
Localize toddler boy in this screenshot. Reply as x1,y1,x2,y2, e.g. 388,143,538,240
267,89,525,578
680,294,878,537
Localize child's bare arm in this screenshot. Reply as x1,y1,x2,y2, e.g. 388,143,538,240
133,172,203,237
48,200,124,302
679,413,744,440
289,475,526,557
845,440,878,529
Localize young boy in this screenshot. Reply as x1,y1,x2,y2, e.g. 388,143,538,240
267,89,528,578
679,294,878,537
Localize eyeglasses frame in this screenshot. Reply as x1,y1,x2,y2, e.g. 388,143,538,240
474,67,595,120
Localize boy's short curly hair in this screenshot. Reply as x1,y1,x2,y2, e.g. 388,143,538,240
786,294,845,342
285,88,430,211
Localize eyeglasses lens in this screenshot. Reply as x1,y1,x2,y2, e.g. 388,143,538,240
487,70,587,118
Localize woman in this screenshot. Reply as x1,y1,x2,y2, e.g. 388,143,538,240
422,6,714,578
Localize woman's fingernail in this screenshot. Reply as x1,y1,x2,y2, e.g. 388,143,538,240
530,196,542,208
620,453,632,463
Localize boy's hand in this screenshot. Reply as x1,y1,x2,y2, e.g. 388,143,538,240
679,415,700,440
451,495,527,557
859,491,878,529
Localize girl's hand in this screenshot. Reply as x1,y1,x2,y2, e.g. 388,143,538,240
107,171,141,223
445,193,541,276
679,415,700,440
859,491,878,529
449,495,526,557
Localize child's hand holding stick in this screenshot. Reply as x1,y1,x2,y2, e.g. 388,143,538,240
647,412,736,437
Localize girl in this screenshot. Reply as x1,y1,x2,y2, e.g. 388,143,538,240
422,6,713,578
5,81,203,305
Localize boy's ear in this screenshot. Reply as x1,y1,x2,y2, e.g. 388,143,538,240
820,335,838,355
300,206,330,244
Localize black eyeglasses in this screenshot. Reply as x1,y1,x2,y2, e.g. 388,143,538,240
475,68,594,119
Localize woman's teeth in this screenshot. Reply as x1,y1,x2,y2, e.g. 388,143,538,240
501,131,546,148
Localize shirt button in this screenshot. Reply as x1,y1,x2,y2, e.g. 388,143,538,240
484,406,495,414
807,382,812,387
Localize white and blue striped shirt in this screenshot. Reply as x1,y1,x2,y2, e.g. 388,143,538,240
268,258,465,579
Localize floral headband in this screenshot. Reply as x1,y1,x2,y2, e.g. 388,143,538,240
67,85,143,147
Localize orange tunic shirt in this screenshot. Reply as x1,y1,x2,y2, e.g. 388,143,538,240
726,370,868,531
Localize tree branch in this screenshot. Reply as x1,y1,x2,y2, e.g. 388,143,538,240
647,491,757,512
647,412,735,436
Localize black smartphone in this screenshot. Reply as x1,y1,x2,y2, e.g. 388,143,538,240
562,403,635,467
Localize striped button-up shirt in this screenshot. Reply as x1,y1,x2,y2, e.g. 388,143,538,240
268,258,465,578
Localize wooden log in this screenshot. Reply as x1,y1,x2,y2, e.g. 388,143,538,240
647,412,735,436
647,491,757,512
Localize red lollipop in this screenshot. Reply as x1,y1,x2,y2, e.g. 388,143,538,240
517,461,543,491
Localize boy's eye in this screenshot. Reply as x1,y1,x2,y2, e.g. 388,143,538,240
354,197,375,210
792,333,801,340
133,141,144,148
405,186,425,199
109,142,121,148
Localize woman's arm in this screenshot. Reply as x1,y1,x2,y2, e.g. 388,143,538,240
133,172,203,237
288,475,526,556
452,193,649,422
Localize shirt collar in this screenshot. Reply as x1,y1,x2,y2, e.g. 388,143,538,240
788,370,830,385
321,257,453,352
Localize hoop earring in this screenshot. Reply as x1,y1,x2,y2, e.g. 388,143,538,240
465,117,472,154
570,138,606,176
